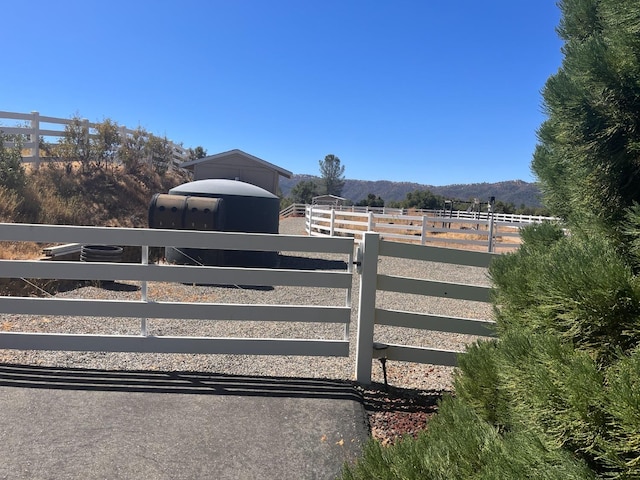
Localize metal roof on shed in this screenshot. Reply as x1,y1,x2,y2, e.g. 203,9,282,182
179,149,292,178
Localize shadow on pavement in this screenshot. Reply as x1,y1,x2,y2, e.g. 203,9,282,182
0,363,362,401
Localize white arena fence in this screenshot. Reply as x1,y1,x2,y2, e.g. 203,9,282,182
304,205,556,252
0,222,495,384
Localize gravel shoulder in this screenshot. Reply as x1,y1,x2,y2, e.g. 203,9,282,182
0,217,494,443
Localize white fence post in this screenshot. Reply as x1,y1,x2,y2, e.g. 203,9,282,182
141,245,148,336
119,126,128,151
487,197,496,253
330,208,336,237
31,111,40,167
355,231,380,384
488,212,496,252
421,215,428,246
367,211,374,231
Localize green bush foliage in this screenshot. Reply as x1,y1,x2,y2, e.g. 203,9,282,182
0,134,27,192
343,220,640,479
342,396,594,480
343,1,640,477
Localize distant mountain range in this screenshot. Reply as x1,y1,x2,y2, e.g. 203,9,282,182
279,175,543,207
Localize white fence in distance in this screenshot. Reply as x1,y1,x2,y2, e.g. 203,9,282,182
0,222,496,384
306,205,530,252
283,203,556,225
0,110,188,168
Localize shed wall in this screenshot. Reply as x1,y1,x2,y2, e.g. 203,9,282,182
192,153,279,194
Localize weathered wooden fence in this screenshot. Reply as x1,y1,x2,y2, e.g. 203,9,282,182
0,222,495,384
0,110,188,167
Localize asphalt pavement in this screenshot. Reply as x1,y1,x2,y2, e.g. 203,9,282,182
0,364,369,480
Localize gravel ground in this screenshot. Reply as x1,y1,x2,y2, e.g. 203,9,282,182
0,217,494,444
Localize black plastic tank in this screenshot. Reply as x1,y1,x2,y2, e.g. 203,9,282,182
148,179,280,267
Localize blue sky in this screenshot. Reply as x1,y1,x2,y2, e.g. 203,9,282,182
2,1,562,186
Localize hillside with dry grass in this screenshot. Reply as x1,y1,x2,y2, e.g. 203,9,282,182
0,162,191,259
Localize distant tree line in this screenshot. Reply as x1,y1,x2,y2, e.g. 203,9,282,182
280,153,550,215
282,180,550,216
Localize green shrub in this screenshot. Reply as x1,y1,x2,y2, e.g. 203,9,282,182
518,221,565,252
454,339,510,429
0,135,26,192
599,347,640,477
490,229,640,363
0,186,21,222
341,396,594,480
500,332,606,457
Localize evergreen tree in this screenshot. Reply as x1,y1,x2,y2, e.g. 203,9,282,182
400,189,443,210
343,2,640,478
532,0,640,234
318,154,345,196
289,179,319,204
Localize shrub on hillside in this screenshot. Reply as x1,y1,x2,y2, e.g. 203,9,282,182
0,186,21,222
0,135,26,192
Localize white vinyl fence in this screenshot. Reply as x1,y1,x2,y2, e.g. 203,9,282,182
355,232,495,382
335,205,554,225
306,205,525,252
0,110,188,167
0,223,354,358
0,222,496,384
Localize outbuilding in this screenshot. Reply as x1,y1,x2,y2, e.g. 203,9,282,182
179,149,292,196
312,194,347,207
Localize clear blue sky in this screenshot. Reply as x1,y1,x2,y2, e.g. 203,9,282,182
2,0,562,186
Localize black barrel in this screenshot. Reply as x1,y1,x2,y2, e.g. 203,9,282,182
149,193,226,266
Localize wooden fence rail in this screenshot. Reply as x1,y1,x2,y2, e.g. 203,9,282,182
355,231,495,382
307,203,558,225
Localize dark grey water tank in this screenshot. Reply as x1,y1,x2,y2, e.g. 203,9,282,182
149,179,280,267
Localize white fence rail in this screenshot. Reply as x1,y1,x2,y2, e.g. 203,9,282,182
0,222,496,384
310,204,556,225
355,232,495,382
306,205,528,252
0,223,354,358
0,110,188,167
279,203,308,218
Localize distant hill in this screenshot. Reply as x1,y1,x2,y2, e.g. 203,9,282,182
279,175,543,208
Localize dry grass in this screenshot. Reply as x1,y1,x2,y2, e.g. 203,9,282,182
0,241,43,260
9,161,189,227
0,162,191,290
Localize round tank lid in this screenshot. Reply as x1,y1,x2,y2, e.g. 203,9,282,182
169,179,278,198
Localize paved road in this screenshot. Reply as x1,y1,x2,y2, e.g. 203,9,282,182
0,364,369,480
